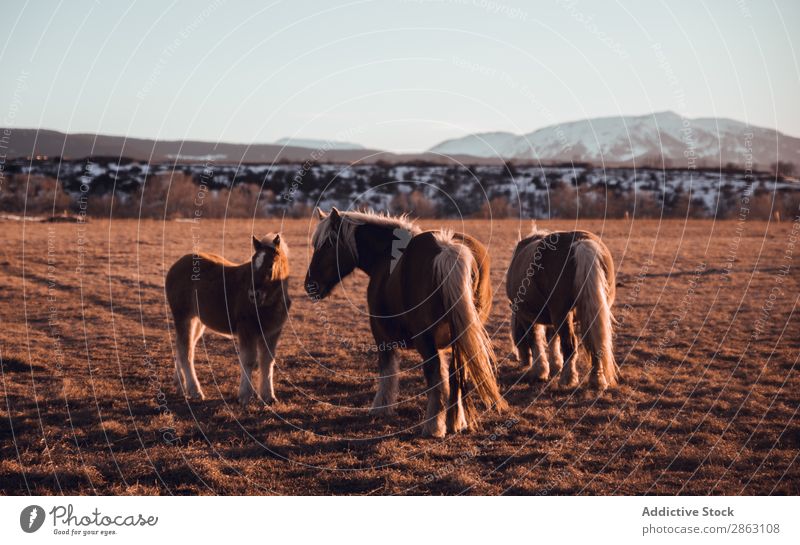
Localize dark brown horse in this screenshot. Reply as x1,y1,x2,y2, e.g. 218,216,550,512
506,224,617,390
305,208,506,437
165,234,290,405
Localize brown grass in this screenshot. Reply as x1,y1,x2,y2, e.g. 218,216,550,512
0,217,797,495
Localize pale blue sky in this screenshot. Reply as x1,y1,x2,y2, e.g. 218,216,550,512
1,0,798,151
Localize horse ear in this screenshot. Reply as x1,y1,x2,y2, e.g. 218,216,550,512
272,234,281,247
252,236,263,251
329,207,341,228
314,207,327,220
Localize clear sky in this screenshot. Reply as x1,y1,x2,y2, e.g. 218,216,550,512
1,0,798,152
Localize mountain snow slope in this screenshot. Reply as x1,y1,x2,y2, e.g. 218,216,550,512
429,111,800,168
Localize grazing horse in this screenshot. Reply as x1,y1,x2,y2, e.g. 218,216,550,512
165,234,290,405
305,208,506,437
506,224,618,390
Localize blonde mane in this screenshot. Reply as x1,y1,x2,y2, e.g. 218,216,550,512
312,209,420,258
257,232,290,281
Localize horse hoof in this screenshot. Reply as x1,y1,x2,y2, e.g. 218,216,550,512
451,425,470,435
558,377,579,390
261,396,278,406
522,367,549,383
589,375,609,391
447,418,470,434
421,422,447,438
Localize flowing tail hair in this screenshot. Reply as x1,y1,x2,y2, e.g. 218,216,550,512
572,239,618,387
433,231,507,421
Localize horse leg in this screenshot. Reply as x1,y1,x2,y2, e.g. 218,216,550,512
191,321,206,350
547,326,563,378
237,335,258,406
417,338,449,438
257,333,279,404
173,317,190,393
588,334,617,391
526,323,551,382
585,312,616,391
510,312,531,368
588,351,607,391
173,355,184,391
185,318,206,399
557,313,580,389
187,319,205,385
176,317,205,399
369,348,399,416
446,350,469,433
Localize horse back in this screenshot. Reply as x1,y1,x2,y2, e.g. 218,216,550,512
166,252,250,333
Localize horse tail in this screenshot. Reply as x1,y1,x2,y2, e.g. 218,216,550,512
572,238,618,387
432,232,507,416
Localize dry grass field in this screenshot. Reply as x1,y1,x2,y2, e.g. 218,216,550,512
1,217,798,495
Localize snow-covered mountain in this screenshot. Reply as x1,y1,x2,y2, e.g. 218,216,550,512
429,131,523,158
274,137,364,150
429,112,800,168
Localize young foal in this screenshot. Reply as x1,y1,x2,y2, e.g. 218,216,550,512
305,208,506,437
506,225,618,390
165,234,290,405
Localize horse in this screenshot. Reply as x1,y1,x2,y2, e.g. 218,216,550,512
506,224,618,390
305,208,506,437
165,233,291,405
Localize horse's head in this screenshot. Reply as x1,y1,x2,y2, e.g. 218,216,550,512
305,207,358,299
251,233,289,285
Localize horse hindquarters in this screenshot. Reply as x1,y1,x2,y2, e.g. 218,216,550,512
432,235,506,428
572,239,618,389
166,258,206,399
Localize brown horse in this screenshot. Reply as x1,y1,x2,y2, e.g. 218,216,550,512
305,208,506,437
165,234,290,405
506,224,617,390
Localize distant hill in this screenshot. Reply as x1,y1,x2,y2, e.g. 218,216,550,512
7,112,798,169
0,129,387,164
0,129,505,166
430,111,800,169
274,137,365,150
